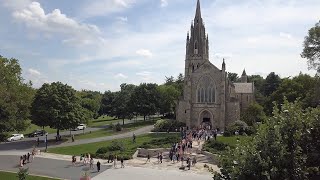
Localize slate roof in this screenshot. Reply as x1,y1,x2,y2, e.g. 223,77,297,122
233,83,254,94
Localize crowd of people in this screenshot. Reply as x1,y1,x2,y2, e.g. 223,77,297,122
19,148,39,167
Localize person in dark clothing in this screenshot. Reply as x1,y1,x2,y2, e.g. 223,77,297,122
27,153,30,163
97,160,101,172
37,137,40,147
120,158,124,168
159,153,163,163
23,154,27,165
146,153,150,163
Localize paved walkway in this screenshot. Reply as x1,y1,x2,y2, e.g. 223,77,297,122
0,125,153,152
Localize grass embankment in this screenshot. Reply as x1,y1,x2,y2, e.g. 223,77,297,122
48,133,180,159
203,136,252,154
0,171,58,180
74,120,157,140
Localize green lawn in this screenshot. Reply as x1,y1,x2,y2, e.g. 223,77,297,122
9,120,57,136
203,136,252,154
48,133,179,157
73,120,156,140
0,171,59,180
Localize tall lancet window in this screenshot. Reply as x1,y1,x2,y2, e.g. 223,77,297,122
194,41,198,54
197,76,216,103
197,89,201,102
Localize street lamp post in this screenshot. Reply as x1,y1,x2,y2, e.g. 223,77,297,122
45,134,48,152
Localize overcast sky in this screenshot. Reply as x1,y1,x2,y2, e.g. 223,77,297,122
0,0,319,92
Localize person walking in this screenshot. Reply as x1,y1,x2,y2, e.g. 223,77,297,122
72,134,75,142
120,158,124,168
132,133,136,143
157,152,160,163
159,153,163,164
37,137,40,147
27,152,30,163
23,154,27,165
19,156,23,167
97,160,101,172
146,153,150,163
113,155,117,168
90,157,94,170
172,153,177,164
213,129,217,140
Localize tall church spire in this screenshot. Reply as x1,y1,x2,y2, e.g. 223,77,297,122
186,0,208,59
241,69,248,83
195,0,202,19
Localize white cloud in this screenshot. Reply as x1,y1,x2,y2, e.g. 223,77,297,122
160,0,168,7
12,2,102,46
28,68,41,76
136,49,153,58
81,0,135,18
1,0,32,10
117,16,128,22
280,32,293,39
114,73,128,79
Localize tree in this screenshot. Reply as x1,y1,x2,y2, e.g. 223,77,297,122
214,99,320,180
110,84,135,124
240,103,266,126
99,90,115,116
301,20,320,73
0,55,34,134
263,72,281,97
77,90,101,119
31,82,86,137
165,76,175,85
227,72,239,82
157,85,180,116
130,83,159,121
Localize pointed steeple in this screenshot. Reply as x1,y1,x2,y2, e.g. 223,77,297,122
241,69,248,83
222,58,226,70
195,0,202,19
242,69,247,76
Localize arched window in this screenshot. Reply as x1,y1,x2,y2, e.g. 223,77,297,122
194,41,198,54
192,65,195,72
212,87,215,102
201,88,204,102
197,89,201,102
208,88,212,103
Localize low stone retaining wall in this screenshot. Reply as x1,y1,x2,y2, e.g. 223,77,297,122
136,148,171,158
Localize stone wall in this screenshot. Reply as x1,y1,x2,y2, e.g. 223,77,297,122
226,101,240,127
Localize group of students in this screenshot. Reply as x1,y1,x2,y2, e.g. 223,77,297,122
19,148,37,167
107,154,125,168
71,153,99,171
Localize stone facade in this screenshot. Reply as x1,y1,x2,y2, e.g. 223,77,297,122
176,0,254,130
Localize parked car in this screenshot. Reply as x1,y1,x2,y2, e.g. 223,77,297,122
7,134,24,141
75,124,86,130
27,129,48,137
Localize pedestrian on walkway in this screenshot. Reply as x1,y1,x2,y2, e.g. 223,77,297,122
132,133,136,143
72,134,75,142
121,158,124,168
159,153,163,164
23,154,27,165
157,152,160,163
113,155,117,168
97,160,101,172
37,137,40,147
27,152,30,163
172,153,177,163
72,155,75,166
146,153,150,163
19,156,23,167
90,157,94,170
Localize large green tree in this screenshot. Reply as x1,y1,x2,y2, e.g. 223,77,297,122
110,83,135,124
214,99,320,180
227,72,239,82
301,20,320,73
77,90,101,119
99,90,115,116
130,83,159,120
31,82,85,137
157,85,180,116
0,56,34,134
240,102,266,126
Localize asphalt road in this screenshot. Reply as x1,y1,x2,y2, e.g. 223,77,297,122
0,124,153,151
0,155,109,180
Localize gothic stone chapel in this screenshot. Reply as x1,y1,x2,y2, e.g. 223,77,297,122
176,0,255,130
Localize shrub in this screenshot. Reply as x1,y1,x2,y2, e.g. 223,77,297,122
203,139,229,153
139,136,180,149
224,120,248,136
17,168,29,180
153,119,185,132
109,123,115,130
115,123,122,131
96,140,125,155
244,126,257,136
96,147,109,154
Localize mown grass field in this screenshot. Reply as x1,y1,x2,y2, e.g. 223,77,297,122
0,171,59,180
73,120,157,140
48,133,179,157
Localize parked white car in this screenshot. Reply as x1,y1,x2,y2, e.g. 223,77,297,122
7,134,24,141
76,124,86,130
